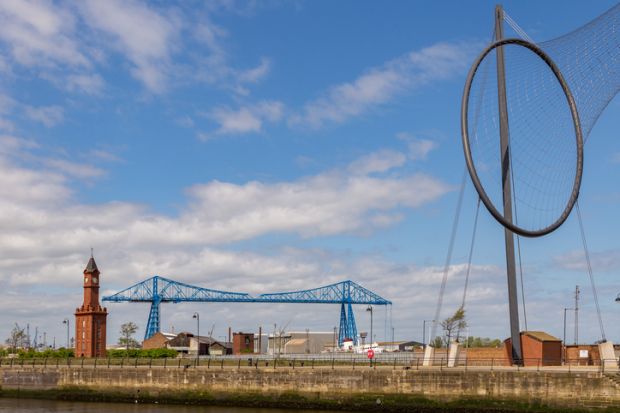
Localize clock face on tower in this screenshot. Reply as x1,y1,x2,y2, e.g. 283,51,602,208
93,277,98,284
84,277,89,284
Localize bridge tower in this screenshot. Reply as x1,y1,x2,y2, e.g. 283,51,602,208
75,253,107,357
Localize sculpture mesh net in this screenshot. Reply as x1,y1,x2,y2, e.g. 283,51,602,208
465,4,620,234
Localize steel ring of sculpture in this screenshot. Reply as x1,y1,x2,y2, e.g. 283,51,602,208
461,38,583,238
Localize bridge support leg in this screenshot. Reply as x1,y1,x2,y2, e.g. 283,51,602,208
338,303,347,347
145,299,161,340
347,302,358,346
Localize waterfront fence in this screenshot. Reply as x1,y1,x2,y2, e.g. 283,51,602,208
0,356,618,373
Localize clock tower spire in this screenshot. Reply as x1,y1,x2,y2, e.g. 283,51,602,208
75,253,107,357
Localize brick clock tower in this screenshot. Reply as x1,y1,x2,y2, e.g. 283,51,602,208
75,254,108,357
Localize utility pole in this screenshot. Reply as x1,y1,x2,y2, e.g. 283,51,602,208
574,286,580,345
563,307,574,363
495,4,522,365
192,312,200,363
366,305,374,348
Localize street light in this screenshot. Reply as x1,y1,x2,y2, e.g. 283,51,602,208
366,305,373,349
62,319,70,349
563,307,574,364
423,320,434,349
192,312,200,363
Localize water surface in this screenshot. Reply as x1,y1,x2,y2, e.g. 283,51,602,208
0,398,341,413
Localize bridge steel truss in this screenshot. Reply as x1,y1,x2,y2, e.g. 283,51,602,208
102,276,391,346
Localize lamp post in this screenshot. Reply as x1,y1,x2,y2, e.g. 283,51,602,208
423,320,434,348
366,305,373,349
563,307,574,364
192,312,200,363
62,319,70,349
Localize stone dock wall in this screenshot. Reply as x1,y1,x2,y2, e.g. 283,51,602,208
2,367,620,411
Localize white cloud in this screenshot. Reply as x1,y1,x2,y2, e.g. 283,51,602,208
24,105,64,127
0,143,450,262
554,249,620,272
397,132,438,160
237,57,271,84
44,158,106,180
208,100,284,135
348,149,406,175
88,149,123,163
290,42,477,128
66,73,105,95
0,0,88,68
78,0,178,93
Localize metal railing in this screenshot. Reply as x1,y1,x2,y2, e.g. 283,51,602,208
0,356,617,374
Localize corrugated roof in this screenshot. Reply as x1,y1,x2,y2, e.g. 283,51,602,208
524,331,561,342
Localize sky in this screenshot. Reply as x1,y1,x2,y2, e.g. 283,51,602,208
0,0,619,349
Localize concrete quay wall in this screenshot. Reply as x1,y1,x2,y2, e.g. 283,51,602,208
2,367,620,411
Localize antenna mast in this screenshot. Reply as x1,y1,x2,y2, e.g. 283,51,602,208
574,285,580,344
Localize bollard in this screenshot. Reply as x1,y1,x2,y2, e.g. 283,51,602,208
207,358,211,369
178,358,182,369
238,358,241,369
292,359,295,369
94,358,97,369
332,357,335,370
221,358,224,370
135,358,138,368
108,358,111,369
149,358,152,369
393,357,396,370
416,357,419,370
491,358,494,371
352,358,355,370
44,358,48,368
163,358,167,369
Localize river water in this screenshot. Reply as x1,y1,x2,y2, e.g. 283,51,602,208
0,398,341,413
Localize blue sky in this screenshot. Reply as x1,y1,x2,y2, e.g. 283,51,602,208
0,0,619,348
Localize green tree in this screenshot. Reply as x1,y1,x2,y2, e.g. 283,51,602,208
465,336,502,348
431,336,444,349
5,325,27,352
440,307,467,346
118,322,140,350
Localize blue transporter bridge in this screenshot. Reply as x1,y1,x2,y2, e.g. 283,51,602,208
102,276,391,347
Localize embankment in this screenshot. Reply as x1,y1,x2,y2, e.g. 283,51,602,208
2,366,620,412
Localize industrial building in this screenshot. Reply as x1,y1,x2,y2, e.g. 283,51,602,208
268,331,335,355
165,333,231,356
